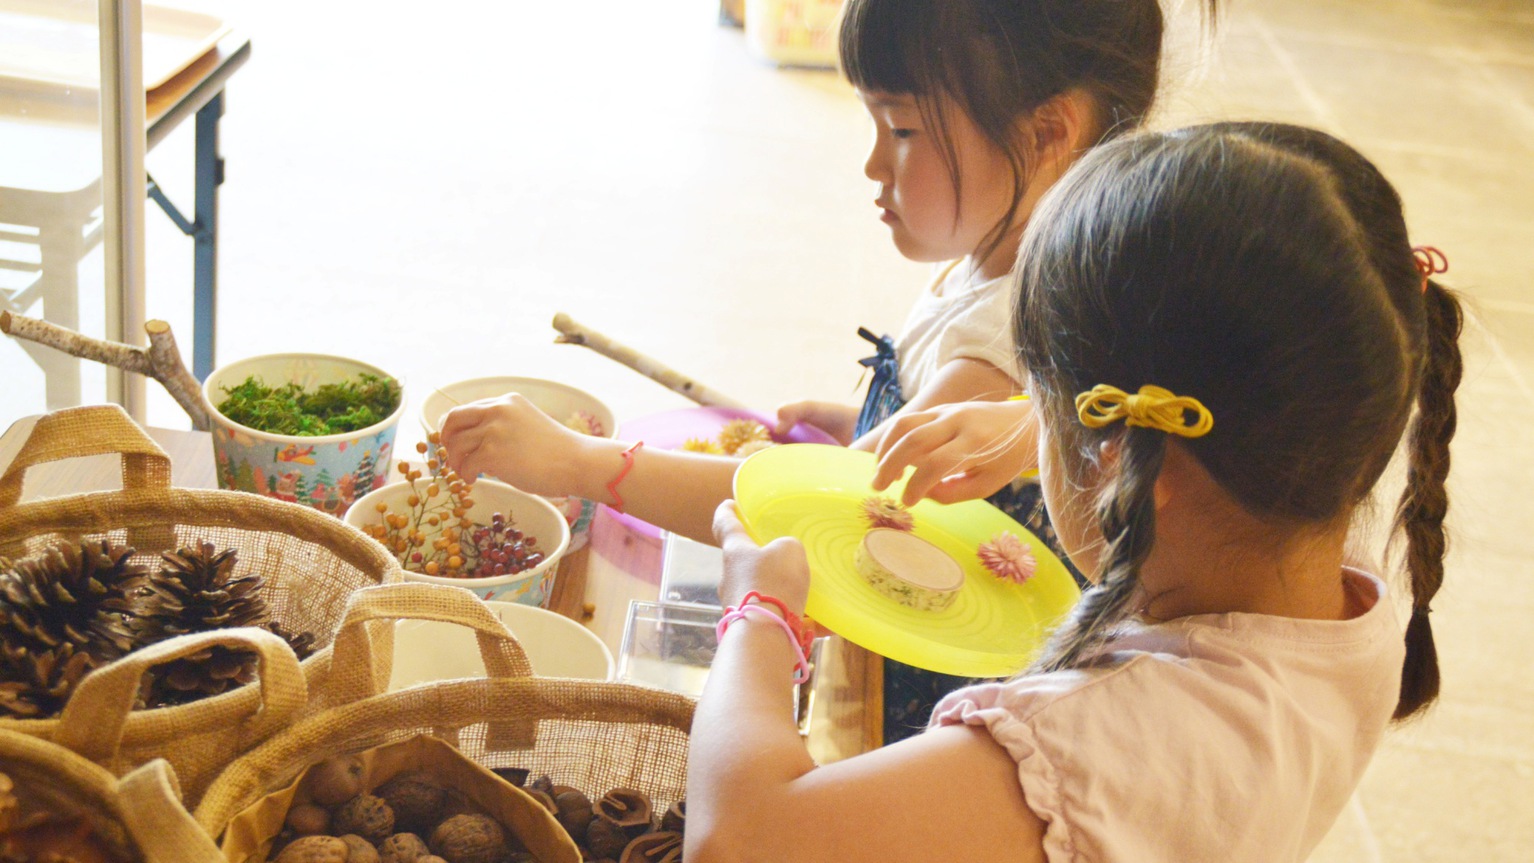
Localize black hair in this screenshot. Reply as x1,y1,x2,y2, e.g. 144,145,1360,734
839,0,1218,264
1016,122,1461,721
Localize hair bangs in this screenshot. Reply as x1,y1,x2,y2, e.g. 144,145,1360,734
839,0,941,96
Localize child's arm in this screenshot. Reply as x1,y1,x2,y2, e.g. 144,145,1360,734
686,502,1047,863
870,397,1039,507
850,356,1018,453
438,394,735,544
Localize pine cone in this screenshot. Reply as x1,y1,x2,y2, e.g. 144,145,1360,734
0,640,93,719
137,541,270,707
0,540,145,660
268,620,318,660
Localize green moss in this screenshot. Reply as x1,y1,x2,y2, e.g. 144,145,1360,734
217,373,400,436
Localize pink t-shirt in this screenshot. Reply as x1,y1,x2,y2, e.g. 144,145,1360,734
930,569,1403,863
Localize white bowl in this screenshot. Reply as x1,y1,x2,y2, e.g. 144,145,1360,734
389,600,615,687
345,476,571,606
421,375,616,442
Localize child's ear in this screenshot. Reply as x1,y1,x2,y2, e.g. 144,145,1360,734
1031,88,1097,167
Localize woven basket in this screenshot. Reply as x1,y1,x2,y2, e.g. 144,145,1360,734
0,729,222,863
195,583,696,859
0,405,402,804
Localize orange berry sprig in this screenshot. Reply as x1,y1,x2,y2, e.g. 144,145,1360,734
362,433,479,577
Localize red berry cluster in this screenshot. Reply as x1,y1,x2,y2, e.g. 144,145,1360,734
468,511,545,578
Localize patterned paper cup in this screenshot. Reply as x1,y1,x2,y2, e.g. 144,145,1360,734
203,352,405,515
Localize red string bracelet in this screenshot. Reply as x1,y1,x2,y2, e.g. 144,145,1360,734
606,441,644,513
737,591,814,657
715,604,810,684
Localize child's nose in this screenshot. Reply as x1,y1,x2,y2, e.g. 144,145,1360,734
864,140,888,184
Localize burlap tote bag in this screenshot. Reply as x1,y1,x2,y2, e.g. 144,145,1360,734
195,583,696,857
2,627,307,810
0,728,222,862
0,406,400,761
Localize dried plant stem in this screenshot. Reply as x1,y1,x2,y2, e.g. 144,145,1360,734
1,311,211,430
551,312,747,409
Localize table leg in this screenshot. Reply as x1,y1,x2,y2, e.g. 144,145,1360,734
191,91,223,381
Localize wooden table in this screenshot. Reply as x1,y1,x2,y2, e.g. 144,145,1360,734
0,413,881,761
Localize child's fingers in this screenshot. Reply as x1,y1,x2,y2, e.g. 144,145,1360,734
873,420,957,492
712,500,754,551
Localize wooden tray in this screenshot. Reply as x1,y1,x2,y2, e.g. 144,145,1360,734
0,0,230,92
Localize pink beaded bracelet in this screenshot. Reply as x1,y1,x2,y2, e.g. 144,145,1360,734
715,604,810,684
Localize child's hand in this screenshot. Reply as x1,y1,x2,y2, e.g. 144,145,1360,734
872,399,1039,507
775,400,858,446
438,394,596,498
713,500,811,616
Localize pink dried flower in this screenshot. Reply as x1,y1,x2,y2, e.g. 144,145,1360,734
861,496,915,532
977,532,1037,584
563,410,606,437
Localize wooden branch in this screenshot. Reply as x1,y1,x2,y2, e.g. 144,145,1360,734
551,312,747,410
1,311,212,430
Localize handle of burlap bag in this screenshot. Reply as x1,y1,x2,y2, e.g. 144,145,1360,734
116,760,225,862
54,628,306,763
326,583,536,705
0,404,172,508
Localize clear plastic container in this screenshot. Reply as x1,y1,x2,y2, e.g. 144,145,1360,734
617,601,723,697
659,532,725,607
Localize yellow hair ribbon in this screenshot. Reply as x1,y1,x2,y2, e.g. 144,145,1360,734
1075,384,1213,439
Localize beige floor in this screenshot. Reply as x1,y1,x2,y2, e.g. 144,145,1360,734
3,0,1532,858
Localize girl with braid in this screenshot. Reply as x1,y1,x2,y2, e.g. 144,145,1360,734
686,122,1463,863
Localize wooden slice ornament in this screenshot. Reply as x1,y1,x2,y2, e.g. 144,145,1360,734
854,528,964,611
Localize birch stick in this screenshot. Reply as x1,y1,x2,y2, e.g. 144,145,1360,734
551,312,748,410
1,312,212,430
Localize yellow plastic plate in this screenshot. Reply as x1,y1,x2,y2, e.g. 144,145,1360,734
733,444,1080,678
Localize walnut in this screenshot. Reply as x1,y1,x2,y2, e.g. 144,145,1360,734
375,772,448,834
274,835,350,863
332,794,395,844
377,832,430,863
585,817,629,860
286,803,331,836
660,800,685,835
429,814,510,863
620,831,682,863
595,789,652,839
306,756,367,807
340,834,380,863
554,789,593,841
526,789,558,815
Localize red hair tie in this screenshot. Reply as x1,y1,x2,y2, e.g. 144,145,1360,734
1412,246,1448,293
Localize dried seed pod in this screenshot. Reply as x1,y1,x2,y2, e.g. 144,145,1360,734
417,858,447,863
306,755,366,806
375,772,448,834
525,774,555,798
274,835,350,863
340,834,380,863
585,817,629,860
660,800,685,835
554,789,593,841
595,789,653,839
620,831,683,863
332,794,395,845
429,814,510,863
377,832,429,863
285,803,331,836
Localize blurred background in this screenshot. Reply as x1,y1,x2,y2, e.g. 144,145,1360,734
2,1,1530,858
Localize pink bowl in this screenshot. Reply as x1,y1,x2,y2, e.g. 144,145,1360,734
609,407,839,539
